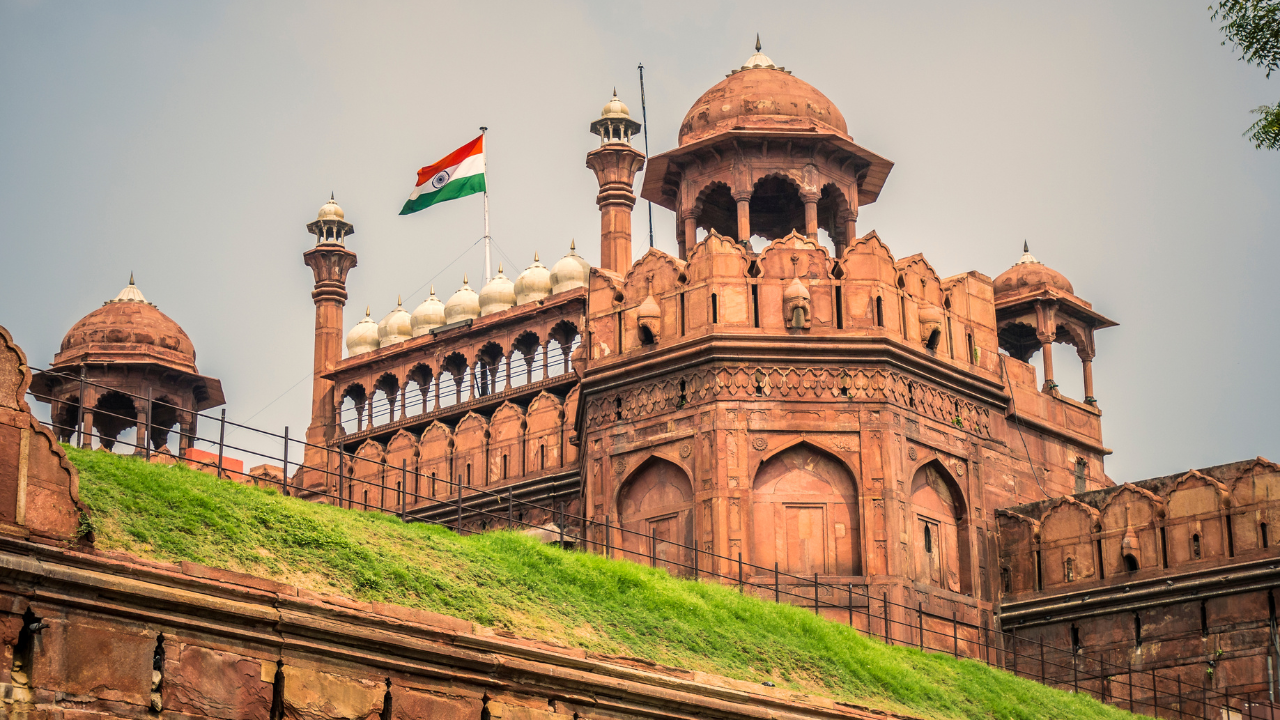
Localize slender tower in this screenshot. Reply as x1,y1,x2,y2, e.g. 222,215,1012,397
586,90,645,273
300,195,357,492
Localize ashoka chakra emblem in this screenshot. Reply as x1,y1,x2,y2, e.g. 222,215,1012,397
430,170,451,189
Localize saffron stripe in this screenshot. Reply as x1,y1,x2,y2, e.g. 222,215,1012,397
399,173,486,215
414,135,484,188
406,153,485,201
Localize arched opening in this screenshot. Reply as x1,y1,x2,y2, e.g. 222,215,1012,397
815,184,849,256
407,365,433,415
875,296,884,327
925,328,942,351
371,373,398,426
910,461,972,595
751,443,860,578
694,182,738,241
711,294,719,324
512,331,541,385
1123,553,1139,573
748,175,805,241
1192,533,1202,559
617,457,695,577
92,391,139,453
549,320,580,375
638,326,656,345
149,395,180,452
339,384,366,433
1262,522,1269,549
441,352,469,406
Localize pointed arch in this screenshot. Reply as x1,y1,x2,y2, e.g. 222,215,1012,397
750,441,860,578
616,456,695,577
909,460,973,595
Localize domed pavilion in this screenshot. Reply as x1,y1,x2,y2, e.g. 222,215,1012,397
31,276,224,455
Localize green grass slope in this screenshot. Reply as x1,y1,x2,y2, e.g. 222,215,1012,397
66,447,1133,720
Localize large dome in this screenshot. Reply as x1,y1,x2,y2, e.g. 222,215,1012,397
994,245,1075,297
58,279,196,362
678,64,848,146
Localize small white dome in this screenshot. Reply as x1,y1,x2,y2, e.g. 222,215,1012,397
378,297,412,347
444,275,481,324
410,286,446,336
549,240,592,294
479,265,516,316
515,253,553,304
109,273,148,304
346,307,379,356
318,193,344,221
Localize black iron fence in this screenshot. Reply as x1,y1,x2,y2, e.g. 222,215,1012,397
24,365,1280,720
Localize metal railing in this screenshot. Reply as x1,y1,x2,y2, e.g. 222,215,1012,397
23,365,1279,720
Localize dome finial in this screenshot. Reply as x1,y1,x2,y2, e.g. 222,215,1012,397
331,191,335,202
397,294,402,307
570,238,576,251
129,271,134,286
365,306,370,317
755,33,761,52
463,273,469,284
429,285,435,296
1023,240,1029,253
534,251,540,262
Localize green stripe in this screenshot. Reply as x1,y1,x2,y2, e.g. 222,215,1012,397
399,174,486,215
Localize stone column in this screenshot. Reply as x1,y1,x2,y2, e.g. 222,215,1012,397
80,408,95,449
801,191,820,241
1081,351,1096,404
682,214,698,261
541,341,550,379
1038,335,1056,392
586,143,645,274
734,193,752,245
133,407,147,455
433,373,441,410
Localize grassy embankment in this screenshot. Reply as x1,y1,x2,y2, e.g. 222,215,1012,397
65,446,1135,720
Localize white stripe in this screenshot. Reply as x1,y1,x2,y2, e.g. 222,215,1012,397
408,153,485,200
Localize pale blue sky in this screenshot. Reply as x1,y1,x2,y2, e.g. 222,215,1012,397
1,1,1276,482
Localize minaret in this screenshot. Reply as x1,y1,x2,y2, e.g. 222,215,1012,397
586,90,645,273
300,195,357,490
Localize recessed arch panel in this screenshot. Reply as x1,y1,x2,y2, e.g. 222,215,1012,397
750,442,860,577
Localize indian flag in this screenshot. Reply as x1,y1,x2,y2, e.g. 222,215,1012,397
399,135,486,215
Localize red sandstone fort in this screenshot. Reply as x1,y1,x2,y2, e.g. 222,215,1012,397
4,42,1279,718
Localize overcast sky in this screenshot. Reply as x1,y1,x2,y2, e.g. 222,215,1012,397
1,1,1276,483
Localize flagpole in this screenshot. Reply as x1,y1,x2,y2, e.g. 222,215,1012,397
638,63,653,248
480,126,491,282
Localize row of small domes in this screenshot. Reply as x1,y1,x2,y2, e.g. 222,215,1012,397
346,242,591,356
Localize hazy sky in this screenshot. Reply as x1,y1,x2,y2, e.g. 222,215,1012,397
2,1,1276,483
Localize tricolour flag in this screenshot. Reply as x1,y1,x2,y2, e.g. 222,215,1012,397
399,135,486,215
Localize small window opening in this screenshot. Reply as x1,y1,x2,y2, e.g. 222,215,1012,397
835,286,844,329
1096,538,1105,580
1228,516,1236,557
946,317,955,359
1065,557,1075,583
752,372,766,397
1160,527,1169,568
923,524,933,553
711,293,718,324
466,462,472,487
1035,549,1043,591
614,396,623,421
679,293,686,336
1000,566,1012,594
501,454,508,480
1262,522,1270,549
875,296,884,327
925,328,941,351
1134,613,1143,646
1192,533,1202,559
638,326,656,345
1070,624,1081,653
678,379,687,406
966,332,976,364
539,444,546,470
1124,553,1139,573
1200,600,1209,637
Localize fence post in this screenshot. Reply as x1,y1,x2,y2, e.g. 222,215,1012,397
144,387,152,462
558,502,565,549
813,573,819,616
1011,629,1018,676
76,367,87,448
338,451,346,508
953,611,959,658
456,474,463,533
883,591,891,645
282,426,290,496
399,460,406,520
1041,641,1046,685
1178,675,1184,718
918,602,924,650
650,527,657,568
692,540,698,579
774,562,779,603
848,583,854,628
1152,668,1158,716
1073,649,1079,694
1127,659,1133,712
216,409,226,479
508,490,514,527
738,553,743,593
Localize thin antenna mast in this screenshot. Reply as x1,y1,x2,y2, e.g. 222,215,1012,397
638,62,654,248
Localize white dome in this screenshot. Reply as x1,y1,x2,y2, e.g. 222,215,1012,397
479,266,516,316
444,275,480,324
346,307,379,357
109,273,148,304
549,240,592,294
514,253,552,305
410,286,446,336
377,297,412,347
